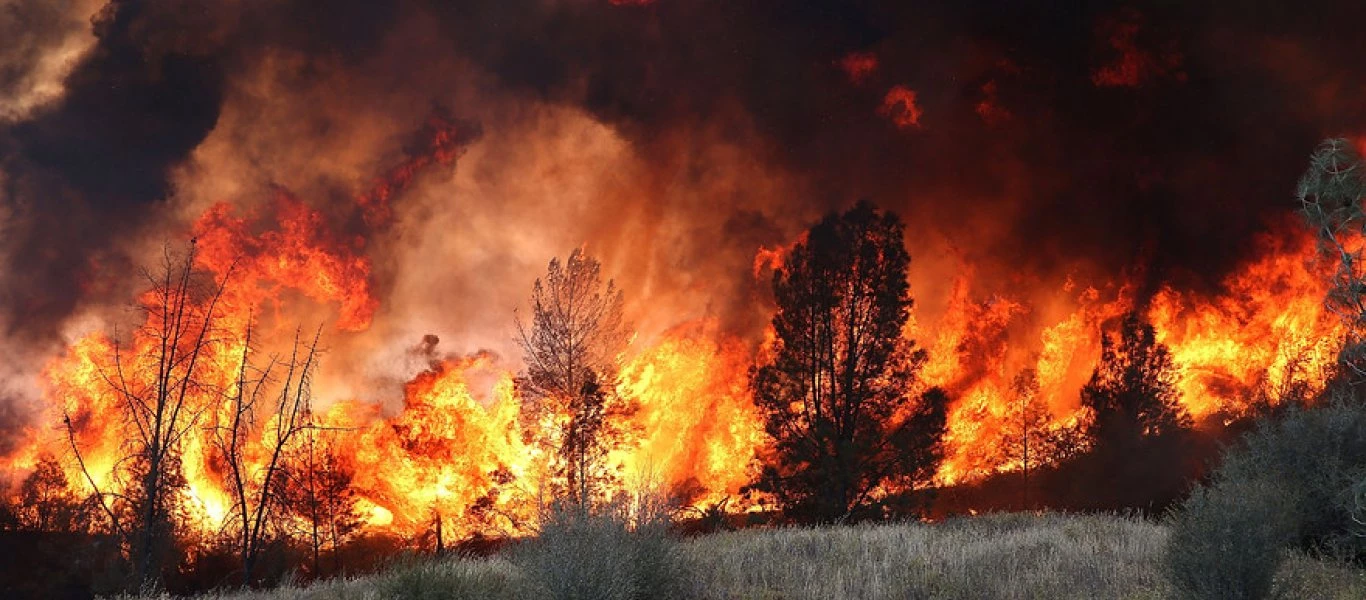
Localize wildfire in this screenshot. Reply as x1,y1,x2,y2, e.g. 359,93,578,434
337,352,532,534
926,226,1342,484
21,196,1349,540
5,111,1351,543
615,321,766,507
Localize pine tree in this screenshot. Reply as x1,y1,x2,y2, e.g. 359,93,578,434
750,201,947,523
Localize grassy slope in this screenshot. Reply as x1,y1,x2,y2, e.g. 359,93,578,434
127,513,1366,600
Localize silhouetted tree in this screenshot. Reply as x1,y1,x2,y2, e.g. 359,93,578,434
14,455,90,533
1078,311,1193,509
1082,312,1191,444
560,371,622,506
516,249,634,508
211,323,322,586
274,430,362,578
1007,369,1050,509
0,482,16,531
750,201,948,523
64,242,233,589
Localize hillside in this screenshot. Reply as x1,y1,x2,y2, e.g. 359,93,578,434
124,513,1366,600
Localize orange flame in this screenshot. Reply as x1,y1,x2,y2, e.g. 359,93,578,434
10,181,1350,541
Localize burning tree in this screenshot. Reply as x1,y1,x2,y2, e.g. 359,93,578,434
63,242,233,589
211,324,322,586
273,429,362,578
1007,369,1050,509
12,455,90,533
516,248,635,508
750,201,948,523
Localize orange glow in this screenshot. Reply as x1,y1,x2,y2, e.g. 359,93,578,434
616,321,766,506
837,52,879,85
194,192,379,332
13,189,1350,539
925,226,1341,484
879,85,923,129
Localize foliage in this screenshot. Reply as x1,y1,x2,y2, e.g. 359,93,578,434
1005,369,1050,507
1298,138,1366,380
511,500,696,600
112,513,1366,600
750,200,947,523
516,248,635,507
13,455,91,533
271,431,364,579
687,513,1173,600
1166,402,1366,599
1073,311,1194,510
1166,479,1291,599
376,558,530,600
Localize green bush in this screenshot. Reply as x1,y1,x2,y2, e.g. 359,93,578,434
512,502,696,600
1166,402,1366,599
1166,480,1292,599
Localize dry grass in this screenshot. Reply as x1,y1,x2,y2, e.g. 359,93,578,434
118,513,1366,600
117,558,530,600
685,512,1172,600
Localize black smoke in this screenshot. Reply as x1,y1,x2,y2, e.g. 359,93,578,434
5,0,1366,337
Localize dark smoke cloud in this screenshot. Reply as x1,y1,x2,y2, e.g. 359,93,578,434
1,0,223,337
0,0,405,339
5,0,1366,339
415,0,1366,299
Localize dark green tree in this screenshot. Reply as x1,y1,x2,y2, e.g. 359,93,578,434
750,201,947,523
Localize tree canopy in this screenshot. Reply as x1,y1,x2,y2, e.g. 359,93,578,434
750,200,947,523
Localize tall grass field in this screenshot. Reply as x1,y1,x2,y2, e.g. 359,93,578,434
121,512,1366,600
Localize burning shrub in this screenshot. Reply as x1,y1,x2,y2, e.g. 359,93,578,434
1166,401,1366,599
511,500,697,600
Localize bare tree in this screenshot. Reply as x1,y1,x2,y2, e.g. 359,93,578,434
515,248,632,508
64,241,233,589
212,323,322,586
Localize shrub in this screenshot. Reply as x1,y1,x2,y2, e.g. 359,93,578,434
512,501,696,600
1166,480,1292,599
375,557,529,600
1166,402,1366,599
